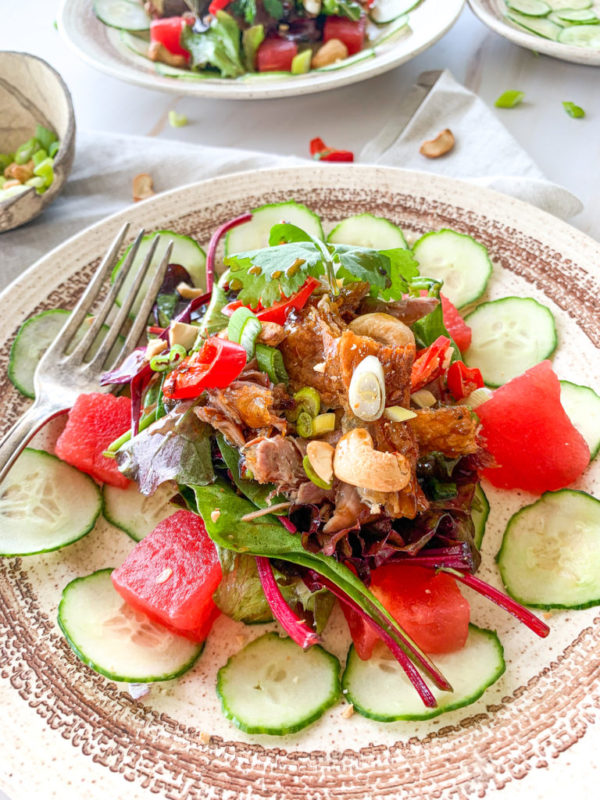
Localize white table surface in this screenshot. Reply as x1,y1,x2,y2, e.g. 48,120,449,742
0,2,599,799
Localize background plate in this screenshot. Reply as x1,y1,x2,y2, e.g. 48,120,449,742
0,165,599,800
57,0,464,99
469,0,600,66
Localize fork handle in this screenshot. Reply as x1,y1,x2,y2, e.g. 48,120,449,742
0,401,68,485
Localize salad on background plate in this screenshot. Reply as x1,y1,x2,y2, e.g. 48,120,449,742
2,197,599,737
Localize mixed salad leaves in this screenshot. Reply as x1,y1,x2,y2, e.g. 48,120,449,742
2,200,600,734
93,0,421,80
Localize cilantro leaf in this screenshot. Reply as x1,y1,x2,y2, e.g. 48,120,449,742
379,248,420,300
225,242,325,307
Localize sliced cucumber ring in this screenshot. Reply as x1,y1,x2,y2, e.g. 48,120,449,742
558,23,600,46
94,0,150,31
103,482,178,542
370,15,410,46
111,231,206,317
217,633,341,734
119,29,151,59
343,625,505,721
327,213,407,249
560,380,600,460
58,568,203,682
225,202,323,255
546,0,592,8
556,8,599,23
411,229,493,309
368,0,420,24
8,309,122,399
506,0,551,16
498,490,600,609
464,296,557,387
0,449,101,557
506,10,562,38
472,484,490,549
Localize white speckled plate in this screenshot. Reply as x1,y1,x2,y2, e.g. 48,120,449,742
0,165,599,800
57,0,464,99
469,0,600,66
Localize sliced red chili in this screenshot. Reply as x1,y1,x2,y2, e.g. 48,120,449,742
163,337,246,400
208,0,231,14
446,361,484,401
309,137,354,163
411,335,452,393
222,277,319,325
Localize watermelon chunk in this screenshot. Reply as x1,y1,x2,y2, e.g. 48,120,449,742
441,294,472,353
342,564,470,659
477,360,590,494
55,393,131,488
112,510,222,642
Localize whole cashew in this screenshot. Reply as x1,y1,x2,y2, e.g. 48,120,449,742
333,428,411,492
349,313,415,348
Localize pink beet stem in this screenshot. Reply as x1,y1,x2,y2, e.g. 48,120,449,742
256,556,320,650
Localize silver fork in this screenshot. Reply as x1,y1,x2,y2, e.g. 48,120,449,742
0,223,173,484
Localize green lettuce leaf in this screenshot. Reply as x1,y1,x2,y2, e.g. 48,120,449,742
242,24,264,71
182,12,245,79
322,0,362,21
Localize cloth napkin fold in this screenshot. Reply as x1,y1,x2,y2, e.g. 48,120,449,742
0,69,582,291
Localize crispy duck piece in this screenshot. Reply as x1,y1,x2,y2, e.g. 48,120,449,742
407,407,478,458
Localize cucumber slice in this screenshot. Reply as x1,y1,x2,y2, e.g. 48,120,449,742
111,231,206,317
314,48,376,71
58,568,203,682
546,0,592,8
472,484,490,549
506,10,562,37
506,0,551,15
343,625,505,721
556,8,599,22
497,490,600,609
94,0,150,31
560,381,600,460
464,297,557,387
225,202,323,256
0,449,101,557
371,15,410,46
8,309,123,399
155,62,216,80
327,214,408,249
369,0,421,24
411,229,493,309
216,633,341,734
119,29,151,59
103,482,178,541
558,23,600,46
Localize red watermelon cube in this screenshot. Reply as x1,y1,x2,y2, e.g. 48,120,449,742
477,360,590,494
55,392,131,488
112,510,222,643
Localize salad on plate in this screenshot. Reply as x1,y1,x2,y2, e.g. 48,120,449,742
93,0,422,80
2,200,600,735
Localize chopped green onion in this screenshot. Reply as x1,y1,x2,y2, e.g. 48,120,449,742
150,344,187,372
562,101,585,119
168,110,188,128
227,306,261,360
25,176,46,189
302,455,333,490
14,138,38,165
48,141,59,158
33,157,54,188
293,386,321,417
494,90,525,109
311,412,336,436
255,343,288,384
296,411,313,438
35,124,57,151
0,153,14,171
383,406,417,422
105,403,168,453
32,148,48,167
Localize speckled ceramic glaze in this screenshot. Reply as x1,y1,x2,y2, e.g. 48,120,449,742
0,52,76,232
469,0,600,66
0,166,599,800
57,0,464,99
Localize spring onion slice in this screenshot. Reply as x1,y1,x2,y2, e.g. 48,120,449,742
227,307,261,360
256,343,288,384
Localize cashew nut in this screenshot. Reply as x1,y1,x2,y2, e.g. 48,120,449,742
132,173,155,203
311,39,349,69
333,428,411,492
349,313,415,348
169,321,199,351
419,128,455,159
306,440,335,485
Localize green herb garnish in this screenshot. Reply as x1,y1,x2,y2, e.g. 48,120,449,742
562,101,585,119
494,90,525,109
